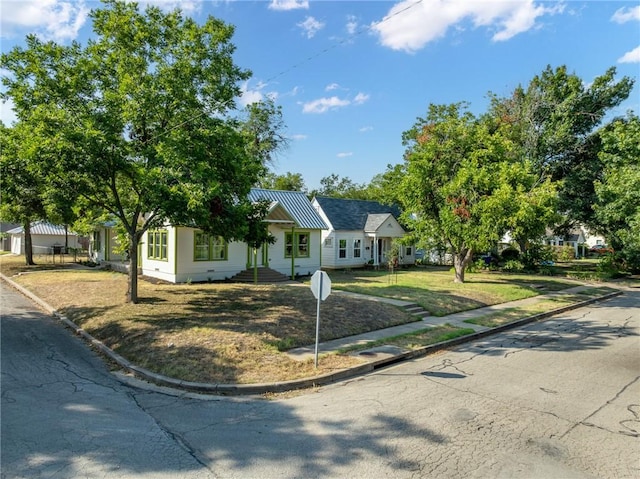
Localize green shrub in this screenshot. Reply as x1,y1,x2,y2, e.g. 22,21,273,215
551,245,576,262
502,260,524,273
466,258,486,273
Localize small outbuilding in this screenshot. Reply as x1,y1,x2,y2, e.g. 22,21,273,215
7,221,80,256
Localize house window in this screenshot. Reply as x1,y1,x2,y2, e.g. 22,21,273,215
339,239,347,259
324,237,333,247
353,239,361,258
148,230,168,260
194,231,227,261
405,246,412,256
285,232,310,258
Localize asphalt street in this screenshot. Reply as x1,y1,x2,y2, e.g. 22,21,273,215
0,283,211,479
2,281,639,478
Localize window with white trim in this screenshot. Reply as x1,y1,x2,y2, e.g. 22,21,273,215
338,239,347,259
353,239,361,258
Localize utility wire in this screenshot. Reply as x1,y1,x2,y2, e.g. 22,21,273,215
149,0,424,142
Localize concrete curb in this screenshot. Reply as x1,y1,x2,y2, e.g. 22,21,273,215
1,272,623,396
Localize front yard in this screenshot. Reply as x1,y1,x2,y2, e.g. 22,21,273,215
0,255,605,385
328,268,575,316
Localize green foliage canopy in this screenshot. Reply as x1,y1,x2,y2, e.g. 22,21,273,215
0,1,281,302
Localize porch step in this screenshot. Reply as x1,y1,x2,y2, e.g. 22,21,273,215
230,267,292,284
402,303,431,318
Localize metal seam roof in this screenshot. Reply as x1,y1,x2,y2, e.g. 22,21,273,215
6,221,77,236
249,189,327,230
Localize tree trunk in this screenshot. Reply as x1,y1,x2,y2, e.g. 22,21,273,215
518,239,527,254
453,248,473,283
253,247,258,284
64,224,69,252
24,220,35,265
126,235,139,304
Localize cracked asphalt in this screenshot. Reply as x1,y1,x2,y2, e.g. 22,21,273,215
2,282,639,478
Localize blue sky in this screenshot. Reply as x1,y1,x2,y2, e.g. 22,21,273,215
1,1,639,191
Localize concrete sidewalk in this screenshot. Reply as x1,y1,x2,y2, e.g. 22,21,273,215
287,285,598,361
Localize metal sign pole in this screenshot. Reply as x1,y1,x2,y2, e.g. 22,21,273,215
314,273,322,368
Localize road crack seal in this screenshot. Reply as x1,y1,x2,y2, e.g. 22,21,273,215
560,375,640,439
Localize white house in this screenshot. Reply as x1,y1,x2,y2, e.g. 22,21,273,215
312,197,414,269
545,228,586,257
90,220,126,263
7,221,80,255
139,189,327,283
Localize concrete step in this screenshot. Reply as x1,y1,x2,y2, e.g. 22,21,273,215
230,268,291,284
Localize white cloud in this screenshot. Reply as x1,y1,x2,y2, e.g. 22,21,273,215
359,126,373,133
337,152,353,158
353,92,370,105
298,16,325,39
238,80,278,107
611,6,640,24
325,83,341,91
131,1,202,14
290,134,308,140
268,0,309,11
372,0,565,53
0,0,89,42
346,15,358,35
0,98,17,126
301,91,369,114
618,45,640,64
301,96,350,114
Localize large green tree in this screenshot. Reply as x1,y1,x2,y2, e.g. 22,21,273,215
258,171,306,192
398,103,556,282
594,114,640,272
489,65,634,228
1,1,280,302
310,173,371,199
0,122,48,265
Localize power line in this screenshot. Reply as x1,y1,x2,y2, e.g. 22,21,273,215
150,0,424,142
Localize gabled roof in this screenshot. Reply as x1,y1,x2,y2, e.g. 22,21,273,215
7,221,77,236
314,197,402,231
364,213,393,233
249,189,327,230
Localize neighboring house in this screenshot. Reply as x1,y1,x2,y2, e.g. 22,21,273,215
312,196,414,269
0,222,20,251
139,188,327,283
583,228,606,248
545,228,586,257
90,221,126,263
7,221,79,255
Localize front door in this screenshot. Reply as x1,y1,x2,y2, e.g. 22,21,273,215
247,244,268,268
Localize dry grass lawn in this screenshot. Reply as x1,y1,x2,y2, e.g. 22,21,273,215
1,255,419,384
2,254,595,386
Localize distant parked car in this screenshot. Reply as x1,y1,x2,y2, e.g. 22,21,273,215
589,245,613,254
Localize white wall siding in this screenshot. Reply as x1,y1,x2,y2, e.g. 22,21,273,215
10,233,79,255
323,231,369,269
174,227,247,283
266,226,322,278
140,225,323,283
